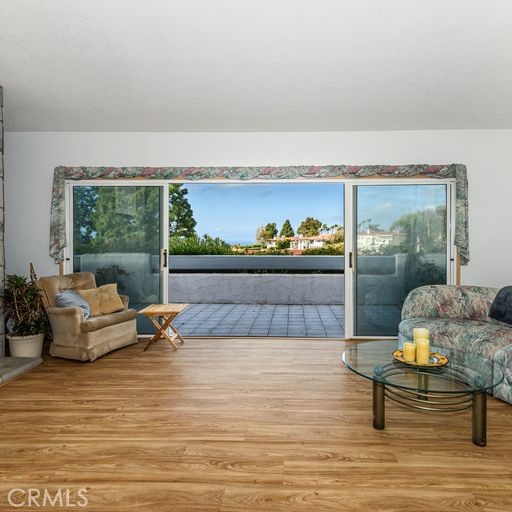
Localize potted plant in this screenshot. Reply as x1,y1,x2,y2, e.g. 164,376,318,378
3,271,49,357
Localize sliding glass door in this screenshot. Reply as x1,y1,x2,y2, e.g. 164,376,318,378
70,184,168,333
65,179,454,339
349,183,452,337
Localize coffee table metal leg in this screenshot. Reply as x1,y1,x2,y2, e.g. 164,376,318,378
417,372,429,400
373,380,385,430
472,391,487,447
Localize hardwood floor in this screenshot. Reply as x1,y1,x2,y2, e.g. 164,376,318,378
1,338,511,511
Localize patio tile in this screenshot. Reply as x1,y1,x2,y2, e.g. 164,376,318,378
175,304,344,338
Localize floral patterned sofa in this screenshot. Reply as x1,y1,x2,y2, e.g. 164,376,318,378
398,285,512,404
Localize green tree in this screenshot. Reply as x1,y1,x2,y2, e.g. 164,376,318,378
279,219,295,238
169,184,197,237
255,226,266,243
91,187,161,253
303,244,344,255
275,239,291,250
260,222,278,240
73,186,99,254
329,226,345,244
390,206,448,291
297,217,322,237
391,205,447,254
302,225,345,256
168,234,231,255
358,218,383,232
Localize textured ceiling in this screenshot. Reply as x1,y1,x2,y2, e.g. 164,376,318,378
1,0,512,132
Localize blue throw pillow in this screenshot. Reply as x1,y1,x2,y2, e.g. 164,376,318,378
55,290,91,320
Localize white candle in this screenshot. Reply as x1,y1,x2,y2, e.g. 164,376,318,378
416,338,430,365
403,342,416,362
413,328,430,342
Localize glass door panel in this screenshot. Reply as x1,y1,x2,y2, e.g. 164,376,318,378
72,185,166,334
353,184,448,336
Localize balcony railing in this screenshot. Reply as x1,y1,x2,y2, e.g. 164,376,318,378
168,255,344,273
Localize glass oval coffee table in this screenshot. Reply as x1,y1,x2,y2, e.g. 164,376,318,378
342,340,504,446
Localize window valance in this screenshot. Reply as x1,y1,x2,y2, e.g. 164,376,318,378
50,163,468,265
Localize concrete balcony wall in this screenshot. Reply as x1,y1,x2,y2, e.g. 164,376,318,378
169,273,344,305
168,255,344,305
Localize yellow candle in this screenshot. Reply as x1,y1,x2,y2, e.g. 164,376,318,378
416,338,430,365
413,328,430,342
403,342,416,362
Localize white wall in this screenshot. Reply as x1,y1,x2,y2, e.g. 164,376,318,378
4,130,512,287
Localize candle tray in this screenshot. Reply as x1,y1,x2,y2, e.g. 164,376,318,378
392,349,449,367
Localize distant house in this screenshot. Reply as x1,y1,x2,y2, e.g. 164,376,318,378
357,230,404,253
266,234,332,254
290,234,332,251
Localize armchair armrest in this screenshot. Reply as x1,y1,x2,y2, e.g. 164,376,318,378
46,306,83,343
401,285,498,322
47,306,84,317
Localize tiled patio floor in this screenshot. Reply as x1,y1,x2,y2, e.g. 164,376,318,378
174,304,345,338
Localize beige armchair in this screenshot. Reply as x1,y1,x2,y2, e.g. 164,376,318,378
37,272,138,361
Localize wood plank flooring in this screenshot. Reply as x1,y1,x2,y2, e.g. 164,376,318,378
1,338,511,511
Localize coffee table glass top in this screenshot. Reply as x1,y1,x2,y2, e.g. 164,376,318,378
342,340,504,394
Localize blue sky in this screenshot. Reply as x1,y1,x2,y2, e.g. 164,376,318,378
357,184,447,232
183,183,447,243
185,183,344,243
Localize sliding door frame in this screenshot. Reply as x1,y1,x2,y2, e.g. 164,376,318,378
344,178,457,339
64,181,170,305
65,177,456,340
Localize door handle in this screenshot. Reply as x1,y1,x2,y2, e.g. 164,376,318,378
160,248,168,270
349,252,355,273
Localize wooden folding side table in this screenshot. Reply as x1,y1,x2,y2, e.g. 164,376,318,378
139,304,189,351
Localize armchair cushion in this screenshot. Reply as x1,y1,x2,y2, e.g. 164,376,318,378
119,294,130,309
55,290,91,320
79,284,124,316
38,272,96,308
80,308,137,333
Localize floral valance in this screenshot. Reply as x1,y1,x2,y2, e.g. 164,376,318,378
50,163,469,264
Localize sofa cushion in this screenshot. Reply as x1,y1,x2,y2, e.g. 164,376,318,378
401,285,498,322
55,290,91,320
80,308,137,333
489,286,512,325
400,317,512,363
79,284,125,316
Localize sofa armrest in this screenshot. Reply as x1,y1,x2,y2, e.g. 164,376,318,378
46,306,83,344
119,294,130,310
401,285,498,322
